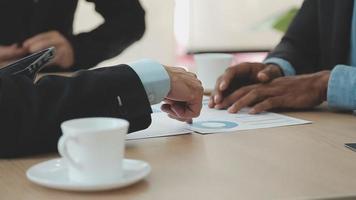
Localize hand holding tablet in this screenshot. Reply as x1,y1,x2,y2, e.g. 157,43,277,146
0,47,55,80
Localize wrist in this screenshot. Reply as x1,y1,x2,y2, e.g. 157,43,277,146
263,57,296,76
163,66,173,96
315,70,331,101
266,64,283,77
129,60,171,104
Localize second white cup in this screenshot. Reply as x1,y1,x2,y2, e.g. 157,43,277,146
194,53,234,92
58,117,129,183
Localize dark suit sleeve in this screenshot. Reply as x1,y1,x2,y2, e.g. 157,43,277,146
0,65,152,158
266,0,320,74
68,0,145,69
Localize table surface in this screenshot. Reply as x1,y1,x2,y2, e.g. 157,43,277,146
1,106,356,200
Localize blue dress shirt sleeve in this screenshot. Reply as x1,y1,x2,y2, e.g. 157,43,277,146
327,65,356,110
128,59,171,105
263,57,296,76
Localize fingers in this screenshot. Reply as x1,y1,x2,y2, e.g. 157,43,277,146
164,66,204,120
187,82,204,117
171,105,194,124
186,71,197,78
209,63,266,108
162,71,203,119
211,67,244,106
23,31,61,53
213,84,256,109
208,94,222,108
161,104,185,120
169,89,203,120
185,99,202,119
161,104,176,115
161,104,193,123
249,97,284,114
23,31,74,68
218,65,246,91
228,84,284,113
163,99,175,105
0,44,28,61
227,89,266,113
257,64,283,83
208,77,224,108
194,66,280,112
170,104,186,117
225,78,290,113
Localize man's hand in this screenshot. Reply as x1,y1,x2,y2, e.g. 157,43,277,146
214,71,330,114
0,44,28,67
23,31,74,69
161,66,204,123
209,62,283,109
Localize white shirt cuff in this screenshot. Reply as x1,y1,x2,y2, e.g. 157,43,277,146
128,59,171,105
264,57,296,76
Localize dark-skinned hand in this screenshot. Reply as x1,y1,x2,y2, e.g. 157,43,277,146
209,62,283,109
212,71,330,114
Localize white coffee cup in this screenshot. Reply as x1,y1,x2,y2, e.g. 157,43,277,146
194,53,234,92
58,117,129,183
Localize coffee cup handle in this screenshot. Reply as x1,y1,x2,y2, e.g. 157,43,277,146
58,135,81,169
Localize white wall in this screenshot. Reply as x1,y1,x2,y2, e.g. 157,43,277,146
73,0,176,67
183,0,303,52
73,0,302,67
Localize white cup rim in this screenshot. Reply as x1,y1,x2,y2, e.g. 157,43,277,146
61,117,129,135
194,53,234,60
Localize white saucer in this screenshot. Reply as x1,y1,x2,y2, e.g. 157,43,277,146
26,158,151,191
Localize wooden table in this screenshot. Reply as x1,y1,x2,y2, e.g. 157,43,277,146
1,107,356,200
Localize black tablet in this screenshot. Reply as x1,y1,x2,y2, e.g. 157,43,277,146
0,47,55,80
345,143,356,152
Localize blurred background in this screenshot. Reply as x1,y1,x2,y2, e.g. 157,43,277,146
74,0,303,69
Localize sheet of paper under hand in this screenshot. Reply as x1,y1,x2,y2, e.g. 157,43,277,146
189,98,311,134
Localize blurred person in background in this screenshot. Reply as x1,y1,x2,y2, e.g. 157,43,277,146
209,0,356,113
0,0,145,71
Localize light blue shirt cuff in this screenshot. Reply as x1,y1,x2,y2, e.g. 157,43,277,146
128,59,171,105
264,57,296,76
327,65,356,110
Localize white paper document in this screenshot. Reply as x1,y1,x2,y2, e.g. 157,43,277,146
127,98,311,139
190,99,311,134
126,109,191,140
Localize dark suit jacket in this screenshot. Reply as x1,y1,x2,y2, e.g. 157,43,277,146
0,65,152,158
267,0,354,74
0,0,145,71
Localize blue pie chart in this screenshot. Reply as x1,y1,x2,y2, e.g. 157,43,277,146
192,120,238,129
